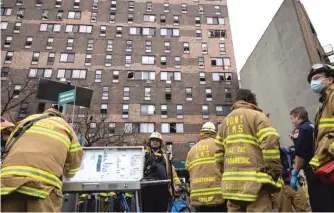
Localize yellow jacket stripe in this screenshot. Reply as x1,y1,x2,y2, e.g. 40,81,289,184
188,159,216,170
309,155,331,167
215,135,224,145
26,126,71,150
70,143,82,152
186,157,215,167
262,149,280,160
222,192,257,201
1,186,49,199
66,167,81,175
190,187,222,198
1,166,62,189
319,118,334,128
223,134,259,146
257,127,280,142
191,187,221,193
190,191,222,198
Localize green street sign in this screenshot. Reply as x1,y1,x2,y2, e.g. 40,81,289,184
58,89,76,105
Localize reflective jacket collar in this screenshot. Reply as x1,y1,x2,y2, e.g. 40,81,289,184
43,108,64,119
199,131,217,141
320,84,334,103
232,100,263,113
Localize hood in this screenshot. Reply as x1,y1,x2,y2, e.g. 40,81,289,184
232,100,263,113
44,108,64,119
199,131,217,141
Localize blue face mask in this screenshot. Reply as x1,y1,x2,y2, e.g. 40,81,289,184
310,79,324,93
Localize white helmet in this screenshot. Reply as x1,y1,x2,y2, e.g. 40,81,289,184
200,122,216,133
149,132,162,141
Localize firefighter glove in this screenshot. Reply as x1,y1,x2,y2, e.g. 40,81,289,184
290,169,298,191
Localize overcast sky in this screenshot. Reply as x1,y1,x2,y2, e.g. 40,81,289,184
227,0,334,71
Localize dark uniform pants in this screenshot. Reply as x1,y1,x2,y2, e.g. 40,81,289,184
141,184,170,212
1,190,63,212
196,202,227,212
227,189,272,212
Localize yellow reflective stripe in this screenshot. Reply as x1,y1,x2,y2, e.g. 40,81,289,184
191,187,222,197
26,126,71,150
70,143,82,152
319,118,334,122
257,127,279,142
222,192,257,201
66,167,80,175
222,171,282,187
191,187,221,193
1,166,62,189
187,157,215,167
190,191,222,197
215,139,224,146
0,186,49,198
216,134,223,141
262,149,280,159
0,187,16,195
262,149,279,154
188,160,216,170
224,134,259,146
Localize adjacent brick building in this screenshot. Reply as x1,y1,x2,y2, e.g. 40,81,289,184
1,0,238,159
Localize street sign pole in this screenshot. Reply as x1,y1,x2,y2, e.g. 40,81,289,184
58,88,77,127
71,87,76,127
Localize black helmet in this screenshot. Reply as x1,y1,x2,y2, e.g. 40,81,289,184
307,64,334,83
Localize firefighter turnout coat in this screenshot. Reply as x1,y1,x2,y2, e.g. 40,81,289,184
310,84,334,168
215,101,283,202
186,132,225,207
1,108,83,199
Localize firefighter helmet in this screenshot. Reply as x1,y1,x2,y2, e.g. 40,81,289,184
149,132,162,141
0,117,14,132
200,122,216,133
307,64,334,83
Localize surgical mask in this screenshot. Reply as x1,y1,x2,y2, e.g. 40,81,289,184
310,79,324,93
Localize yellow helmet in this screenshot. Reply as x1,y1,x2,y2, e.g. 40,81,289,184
149,132,162,141
200,122,216,133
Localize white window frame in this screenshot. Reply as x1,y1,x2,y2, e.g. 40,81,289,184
105,54,112,67
145,88,151,100
123,87,130,100
200,72,206,84
206,88,212,101
177,105,183,118
140,123,155,133
122,104,129,118
95,70,102,82
142,56,155,65
100,25,107,37
25,37,33,49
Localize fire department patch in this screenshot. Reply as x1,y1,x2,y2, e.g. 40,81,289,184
293,129,299,138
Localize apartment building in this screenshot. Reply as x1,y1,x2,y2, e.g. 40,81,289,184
1,0,238,158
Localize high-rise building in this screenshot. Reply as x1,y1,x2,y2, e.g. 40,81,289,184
1,0,238,159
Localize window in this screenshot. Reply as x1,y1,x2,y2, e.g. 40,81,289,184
186,88,192,101
128,1,134,11
208,30,226,38
196,30,202,39
160,28,180,37
16,0,23,5
92,0,99,10
160,56,167,66
200,72,206,84
113,70,119,83
216,105,231,116
37,103,46,113
160,15,166,23
225,88,232,101
102,86,109,100
175,57,181,68
1,8,12,16
181,4,187,13
202,105,209,118
85,54,92,66
142,56,155,65
13,85,21,99
47,52,55,65
42,10,50,20
4,36,13,48
146,2,152,12
145,41,152,53
220,43,226,55
129,27,156,36
206,88,212,101
40,23,61,32
215,5,221,15
164,41,170,53
72,69,86,79
125,123,139,134
161,105,167,118
73,0,80,8
140,123,155,133
89,123,97,133
144,14,156,22
100,104,107,115
207,17,225,25
100,25,106,37
127,13,133,23
145,88,151,100
195,17,201,26
123,87,130,100
116,26,122,37
125,55,132,66
122,104,129,118
173,16,179,25
55,0,62,8
198,57,204,68
65,24,92,33
18,103,28,120
13,22,22,33
110,0,117,10
198,4,204,14
160,72,181,81
201,43,208,54
126,40,132,52
17,8,25,19
127,71,155,81
212,72,232,81
161,123,184,134
1,22,8,30
46,37,54,50
107,40,113,52
66,38,74,50
108,123,115,135
105,54,112,66
85,39,94,51
4,51,14,64
177,105,183,118
91,12,97,22
95,70,101,82
68,11,81,19
183,42,189,54
29,68,52,78
57,69,86,79
141,105,155,115
60,53,75,63
211,57,231,68
1,67,10,80
56,10,63,20
110,11,116,23
165,88,171,100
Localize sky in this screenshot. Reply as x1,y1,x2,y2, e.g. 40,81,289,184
227,0,334,71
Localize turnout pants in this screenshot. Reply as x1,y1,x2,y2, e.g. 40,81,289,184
227,189,272,212
273,184,311,212
1,190,63,212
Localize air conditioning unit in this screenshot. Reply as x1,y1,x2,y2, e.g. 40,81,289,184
42,13,49,20
87,44,93,49
91,17,97,22
92,4,98,9
56,14,62,20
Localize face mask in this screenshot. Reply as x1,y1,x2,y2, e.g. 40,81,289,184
310,79,324,93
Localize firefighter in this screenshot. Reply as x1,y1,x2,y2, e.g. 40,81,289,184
186,122,227,212
1,117,15,159
215,89,283,212
307,63,334,212
142,132,182,212
1,107,83,212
